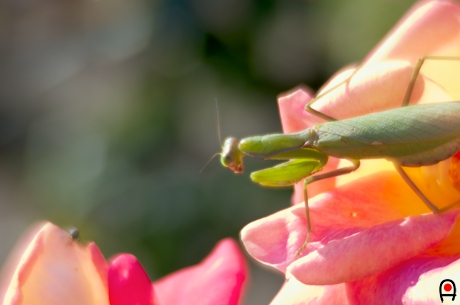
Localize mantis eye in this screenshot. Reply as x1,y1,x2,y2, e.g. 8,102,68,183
220,152,234,168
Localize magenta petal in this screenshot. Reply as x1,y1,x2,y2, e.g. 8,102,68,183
108,254,156,305
347,255,460,304
289,209,460,285
153,239,247,305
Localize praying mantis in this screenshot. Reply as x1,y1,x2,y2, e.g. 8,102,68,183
220,56,460,257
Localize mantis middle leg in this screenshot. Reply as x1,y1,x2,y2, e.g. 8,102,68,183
296,159,360,258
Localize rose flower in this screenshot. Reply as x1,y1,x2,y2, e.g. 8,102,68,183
241,1,460,304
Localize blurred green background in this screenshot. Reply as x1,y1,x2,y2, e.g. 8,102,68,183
0,0,417,303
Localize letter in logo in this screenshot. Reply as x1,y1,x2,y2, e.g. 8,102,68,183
440,279,456,303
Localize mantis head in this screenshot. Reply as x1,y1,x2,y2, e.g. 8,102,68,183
221,137,245,173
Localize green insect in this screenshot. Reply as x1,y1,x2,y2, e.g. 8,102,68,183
220,56,460,257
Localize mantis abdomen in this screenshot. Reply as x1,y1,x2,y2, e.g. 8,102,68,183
313,102,460,166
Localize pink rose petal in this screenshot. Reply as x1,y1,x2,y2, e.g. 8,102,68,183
346,254,460,304
289,209,460,285
242,171,429,272
278,86,315,134
153,238,247,305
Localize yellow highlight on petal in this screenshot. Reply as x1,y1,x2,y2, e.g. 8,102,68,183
403,158,460,211
334,157,460,215
335,159,395,187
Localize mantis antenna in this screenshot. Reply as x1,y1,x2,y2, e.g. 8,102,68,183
199,99,223,173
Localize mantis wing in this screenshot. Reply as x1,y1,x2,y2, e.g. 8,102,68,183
316,102,460,165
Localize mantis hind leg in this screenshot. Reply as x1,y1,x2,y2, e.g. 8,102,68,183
304,68,360,122
395,164,460,213
401,56,460,107
394,164,440,213
295,159,361,258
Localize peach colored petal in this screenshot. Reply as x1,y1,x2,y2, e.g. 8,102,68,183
346,255,460,304
241,171,431,273
108,254,157,305
270,277,348,305
2,223,109,305
313,61,425,119
366,0,460,64
288,209,460,285
153,239,247,305
366,1,460,103
0,222,46,303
